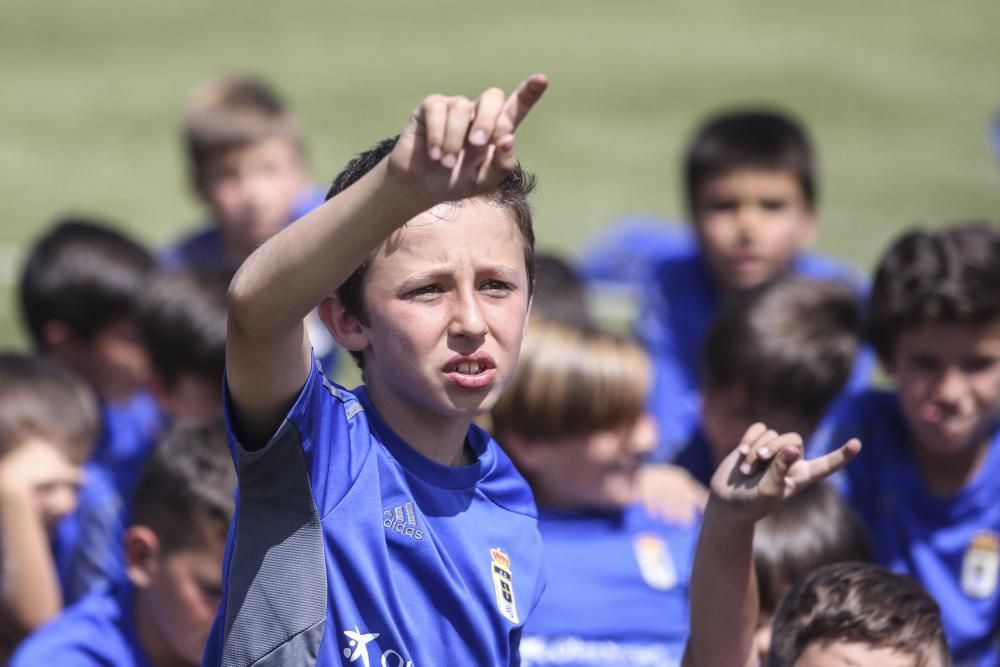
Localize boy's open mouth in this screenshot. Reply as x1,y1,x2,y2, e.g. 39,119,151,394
442,354,497,388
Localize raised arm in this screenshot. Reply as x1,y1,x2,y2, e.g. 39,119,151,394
225,75,548,447
682,424,861,667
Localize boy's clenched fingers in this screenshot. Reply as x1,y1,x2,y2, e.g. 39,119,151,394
494,74,549,141
420,95,449,161
470,87,505,147
441,97,474,166
740,428,778,475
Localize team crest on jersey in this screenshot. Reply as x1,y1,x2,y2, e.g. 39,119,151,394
961,531,1000,599
490,548,520,624
633,533,677,591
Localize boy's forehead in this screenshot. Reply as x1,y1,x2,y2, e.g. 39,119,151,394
374,199,524,265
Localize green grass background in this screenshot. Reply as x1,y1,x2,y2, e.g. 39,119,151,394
3,0,1000,353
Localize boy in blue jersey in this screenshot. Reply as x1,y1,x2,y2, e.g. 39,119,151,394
205,75,549,666
811,222,1000,667
11,419,235,667
492,320,697,667
66,267,231,601
0,354,99,661
163,73,336,374
672,277,862,487
632,111,867,455
19,218,161,497
767,562,950,667
162,74,323,271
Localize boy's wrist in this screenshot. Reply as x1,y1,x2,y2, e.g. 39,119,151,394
703,493,759,529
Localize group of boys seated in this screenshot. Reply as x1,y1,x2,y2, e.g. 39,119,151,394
0,71,996,667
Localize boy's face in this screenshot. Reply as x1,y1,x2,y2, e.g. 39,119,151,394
152,372,223,421
0,438,83,530
52,318,150,403
692,168,815,291
131,528,225,666
197,137,306,260
527,415,657,510
888,321,1000,459
793,641,924,667
701,386,815,466
343,199,531,428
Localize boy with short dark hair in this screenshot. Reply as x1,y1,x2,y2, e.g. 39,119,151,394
633,110,867,454
11,419,235,667
768,562,950,667
675,277,863,485
752,482,873,664
204,76,549,666
0,353,99,660
65,266,231,601
18,217,161,499
811,222,1000,665
163,73,322,270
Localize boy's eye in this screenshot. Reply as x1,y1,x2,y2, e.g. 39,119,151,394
760,198,788,211
907,354,939,372
706,200,738,213
480,280,512,294
962,356,999,374
407,284,443,299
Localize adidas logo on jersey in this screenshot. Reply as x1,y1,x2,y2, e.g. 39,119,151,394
383,501,424,541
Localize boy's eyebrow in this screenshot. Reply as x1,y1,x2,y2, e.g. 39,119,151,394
401,264,524,286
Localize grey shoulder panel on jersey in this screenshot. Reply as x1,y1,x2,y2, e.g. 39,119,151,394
221,419,328,667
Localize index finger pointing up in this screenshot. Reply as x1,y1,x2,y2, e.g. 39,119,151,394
493,74,549,140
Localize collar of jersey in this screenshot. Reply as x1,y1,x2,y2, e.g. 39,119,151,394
353,386,494,490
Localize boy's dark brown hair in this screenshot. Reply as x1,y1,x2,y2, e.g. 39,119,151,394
530,252,592,329
130,418,235,553
325,136,537,368
768,562,950,667
0,352,99,463
182,73,302,185
753,482,872,616
684,109,817,216
868,222,1000,364
138,267,232,390
701,278,862,424
19,217,154,347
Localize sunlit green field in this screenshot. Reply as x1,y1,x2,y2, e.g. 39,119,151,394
3,0,999,356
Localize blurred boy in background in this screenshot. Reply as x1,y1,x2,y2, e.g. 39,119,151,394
162,73,321,270
162,73,336,374
64,267,230,601
0,354,99,661
18,218,161,507
811,222,1000,666
674,277,862,486
751,482,872,664
767,562,950,667
632,110,867,455
493,320,697,667
11,419,235,667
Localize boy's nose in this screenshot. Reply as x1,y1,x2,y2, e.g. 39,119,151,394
449,291,488,339
933,367,969,405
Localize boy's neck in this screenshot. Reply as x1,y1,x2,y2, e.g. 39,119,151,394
365,381,474,467
912,433,992,496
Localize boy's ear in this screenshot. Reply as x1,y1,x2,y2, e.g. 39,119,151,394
124,525,162,588
40,320,73,352
317,293,370,354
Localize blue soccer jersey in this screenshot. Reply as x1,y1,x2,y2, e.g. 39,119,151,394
812,390,1000,667
10,583,151,667
521,505,696,667
633,231,870,459
203,357,546,666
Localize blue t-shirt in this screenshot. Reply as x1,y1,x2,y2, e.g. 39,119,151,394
812,390,1000,667
92,392,165,502
10,583,151,667
671,430,716,488
203,357,546,666
521,505,696,667
632,229,869,458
